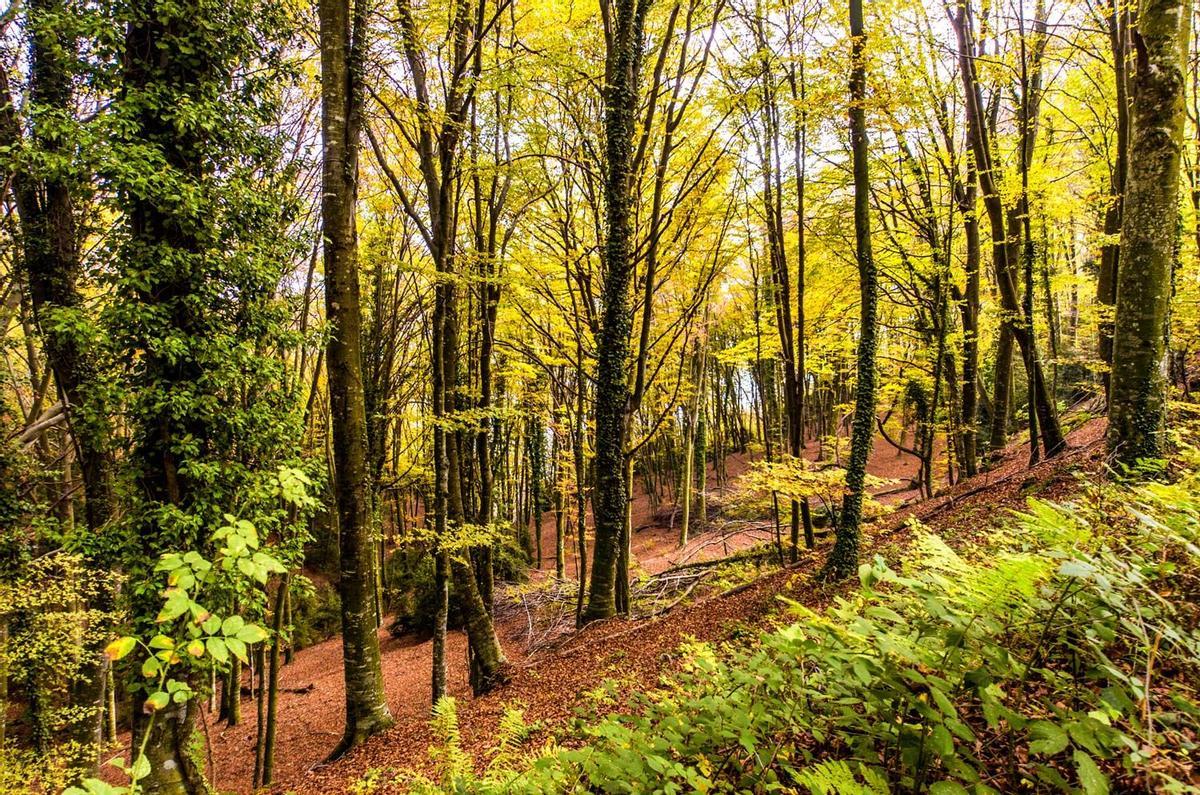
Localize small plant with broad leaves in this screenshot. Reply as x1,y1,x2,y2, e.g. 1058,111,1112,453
63,468,307,795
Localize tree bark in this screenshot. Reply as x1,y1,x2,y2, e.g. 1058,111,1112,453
1098,0,1132,402
1106,0,1190,464
585,0,652,621
824,0,877,580
319,0,394,755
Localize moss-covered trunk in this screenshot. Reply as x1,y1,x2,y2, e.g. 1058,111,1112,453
319,0,393,754
1106,0,1190,464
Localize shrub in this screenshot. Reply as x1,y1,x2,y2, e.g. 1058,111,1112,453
289,577,342,650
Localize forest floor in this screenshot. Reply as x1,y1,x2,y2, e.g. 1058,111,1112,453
192,418,1106,793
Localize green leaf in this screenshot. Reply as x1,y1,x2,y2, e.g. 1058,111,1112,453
236,624,269,644
206,637,229,664
144,691,169,712
929,724,955,758
141,656,161,678
156,589,190,623
222,615,245,636
1058,560,1094,579
130,753,150,782
1029,720,1070,756
929,783,969,795
186,639,205,657
105,636,136,661
149,634,175,650
226,636,248,664
1073,750,1109,795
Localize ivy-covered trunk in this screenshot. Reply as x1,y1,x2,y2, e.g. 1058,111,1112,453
319,0,394,753
824,0,877,581
585,0,651,622
1106,0,1190,464
0,0,118,778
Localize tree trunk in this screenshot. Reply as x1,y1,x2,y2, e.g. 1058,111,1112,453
825,0,877,580
1098,0,1131,402
1107,0,1190,464
585,0,651,622
319,0,394,754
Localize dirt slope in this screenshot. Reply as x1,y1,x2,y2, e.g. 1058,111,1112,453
267,418,1105,793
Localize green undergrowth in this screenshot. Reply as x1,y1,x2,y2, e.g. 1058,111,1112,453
391,446,1200,794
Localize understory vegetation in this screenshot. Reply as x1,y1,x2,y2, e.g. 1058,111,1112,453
400,441,1200,794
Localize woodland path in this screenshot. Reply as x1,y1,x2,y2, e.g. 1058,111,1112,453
189,420,1104,793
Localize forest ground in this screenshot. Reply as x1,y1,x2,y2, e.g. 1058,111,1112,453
188,419,1105,793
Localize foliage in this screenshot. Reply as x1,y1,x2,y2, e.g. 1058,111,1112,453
387,534,529,636
727,457,892,527
59,466,308,795
289,577,343,651
406,470,1200,793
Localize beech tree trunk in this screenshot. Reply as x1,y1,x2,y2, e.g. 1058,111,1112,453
1098,0,1131,402
1106,0,1190,464
319,0,394,754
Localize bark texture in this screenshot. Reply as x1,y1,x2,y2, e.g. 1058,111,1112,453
319,0,394,754
585,0,652,621
1106,0,1190,464
825,0,877,580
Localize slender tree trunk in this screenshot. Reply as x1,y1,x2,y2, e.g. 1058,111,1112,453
261,576,287,786
825,0,877,580
957,176,981,477
585,0,651,621
1107,0,1190,464
1099,0,1131,402
319,0,394,754
431,551,449,704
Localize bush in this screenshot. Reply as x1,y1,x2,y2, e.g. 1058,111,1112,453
289,577,342,650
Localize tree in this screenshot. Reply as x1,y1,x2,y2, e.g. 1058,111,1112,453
1106,0,1191,465
318,0,394,754
0,0,116,776
824,0,877,580
585,0,654,621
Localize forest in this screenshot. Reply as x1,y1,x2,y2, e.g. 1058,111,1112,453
0,0,1197,789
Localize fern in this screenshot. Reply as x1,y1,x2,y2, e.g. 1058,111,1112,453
796,760,889,795
429,696,471,787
